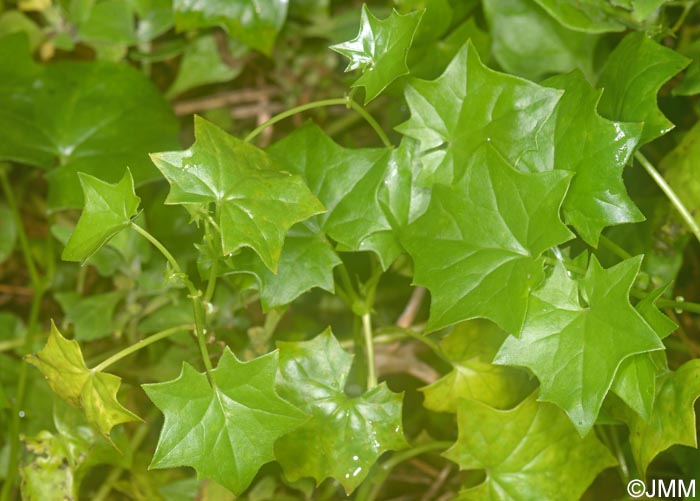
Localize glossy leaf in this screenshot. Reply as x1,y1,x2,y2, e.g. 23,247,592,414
331,5,422,103
597,33,690,146
396,42,562,185
545,71,643,245
0,33,179,208
151,116,324,272
173,0,287,55
625,360,700,475
227,223,341,310
402,144,574,334
495,259,664,434
421,320,536,412
446,395,616,500
142,349,306,495
530,0,627,32
62,170,141,263
483,0,600,82
274,329,408,493
26,322,140,437
267,123,401,268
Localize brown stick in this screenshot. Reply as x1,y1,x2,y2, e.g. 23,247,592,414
173,88,280,116
397,286,426,328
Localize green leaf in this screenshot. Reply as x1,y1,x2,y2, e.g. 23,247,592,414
0,204,17,263
421,320,536,412
166,34,243,99
623,360,700,475
142,349,306,495
151,116,324,272
227,223,341,310
445,395,616,500
173,0,287,55
544,71,644,245
20,431,80,500
267,123,401,268
495,259,664,434
274,329,408,493
62,169,141,263
54,291,125,341
0,33,179,209
79,0,138,47
597,33,690,146
331,5,422,103
483,0,601,82
402,144,574,334
661,123,700,229
26,322,140,437
396,41,562,186
530,0,626,32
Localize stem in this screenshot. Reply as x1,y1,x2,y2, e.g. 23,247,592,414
636,151,700,245
92,325,193,373
204,256,218,304
359,441,453,501
362,312,377,389
131,223,214,377
244,97,392,148
0,168,41,288
1,289,44,501
598,235,632,260
657,298,700,314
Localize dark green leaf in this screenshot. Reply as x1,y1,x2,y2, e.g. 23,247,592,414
142,349,307,495
402,144,573,333
62,169,141,263
54,291,125,341
495,259,664,434
275,329,408,493
597,33,690,146
331,5,422,103
396,41,562,186
0,33,179,209
445,394,616,499
173,0,287,55
151,116,324,272
267,123,401,268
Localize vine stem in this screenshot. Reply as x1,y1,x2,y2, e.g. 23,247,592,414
243,96,392,148
362,312,377,389
636,151,700,245
92,324,194,373
131,223,214,377
358,441,453,501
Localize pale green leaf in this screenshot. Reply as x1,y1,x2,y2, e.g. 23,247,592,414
62,169,141,263
495,259,664,434
661,123,700,229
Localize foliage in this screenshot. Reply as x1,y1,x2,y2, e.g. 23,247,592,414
1,0,700,499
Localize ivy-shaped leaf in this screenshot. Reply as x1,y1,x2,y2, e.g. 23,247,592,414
173,0,287,55
267,123,401,268
142,349,306,495
396,41,562,186
530,0,627,33
421,320,536,413
495,259,664,435
226,222,341,310
62,169,140,263
274,329,408,493
611,285,676,420
597,32,690,146
545,71,643,245
624,359,700,476
402,143,574,334
0,33,179,209
151,116,324,272
26,322,140,437
331,5,422,103
445,395,616,500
